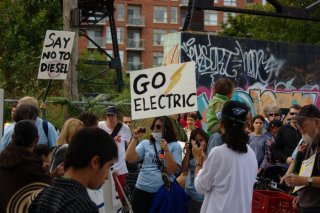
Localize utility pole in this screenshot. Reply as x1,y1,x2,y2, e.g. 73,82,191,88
63,0,79,118
63,0,79,101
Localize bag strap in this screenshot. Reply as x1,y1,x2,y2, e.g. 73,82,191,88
152,142,170,190
42,120,49,139
111,122,123,138
152,142,163,171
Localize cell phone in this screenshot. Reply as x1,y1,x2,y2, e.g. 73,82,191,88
139,127,146,133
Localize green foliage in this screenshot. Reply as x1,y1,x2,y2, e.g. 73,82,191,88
0,0,63,99
221,1,320,45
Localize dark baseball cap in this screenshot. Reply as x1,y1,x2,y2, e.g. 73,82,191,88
293,104,320,120
221,100,249,124
105,106,118,115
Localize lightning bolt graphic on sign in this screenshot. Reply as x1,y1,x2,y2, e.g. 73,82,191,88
163,63,187,95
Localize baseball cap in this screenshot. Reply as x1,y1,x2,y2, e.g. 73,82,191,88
293,104,320,120
105,106,118,115
221,100,249,124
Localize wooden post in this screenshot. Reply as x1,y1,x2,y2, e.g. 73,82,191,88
63,0,79,118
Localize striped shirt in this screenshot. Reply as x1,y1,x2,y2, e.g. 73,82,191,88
29,178,98,213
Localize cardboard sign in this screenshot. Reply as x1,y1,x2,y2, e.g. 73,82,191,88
38,30,75,80
130,62,197,120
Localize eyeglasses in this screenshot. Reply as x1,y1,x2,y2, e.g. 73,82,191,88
289,112,297,116
269,113,280,117
153,124,162,130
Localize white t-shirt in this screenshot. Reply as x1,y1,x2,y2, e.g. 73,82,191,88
195,144,257,213
98,121,132,175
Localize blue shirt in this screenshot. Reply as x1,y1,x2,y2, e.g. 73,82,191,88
185,158,204,202
0,117,58,151
249,133,269,168
135,139,182,193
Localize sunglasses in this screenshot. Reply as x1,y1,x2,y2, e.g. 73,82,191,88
289,112,297,116
269,113,280,117
152,124,162,130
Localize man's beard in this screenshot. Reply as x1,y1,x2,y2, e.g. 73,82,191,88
302,127,319,145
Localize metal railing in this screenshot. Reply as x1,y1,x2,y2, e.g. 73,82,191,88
126,62,144,71
126,39,144,49
127,15,145,26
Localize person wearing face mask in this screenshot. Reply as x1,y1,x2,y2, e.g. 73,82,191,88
125,116,182,213
284,104,320,212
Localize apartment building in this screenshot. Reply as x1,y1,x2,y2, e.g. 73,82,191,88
78,0,262,71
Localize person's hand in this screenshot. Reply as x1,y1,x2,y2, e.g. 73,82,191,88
298,143,307,153
286,157,293,164
114,135,121,143
132,127,145,140
284,174,305,187
292,196,299,208
51,163,65,178
191,140,206,163
280,175,286,184
160,139,169,152
112,170,119,177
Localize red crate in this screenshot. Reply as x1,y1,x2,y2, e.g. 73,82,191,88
252,190,298,213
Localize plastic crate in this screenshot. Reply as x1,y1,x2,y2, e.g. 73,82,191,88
252,190,298,213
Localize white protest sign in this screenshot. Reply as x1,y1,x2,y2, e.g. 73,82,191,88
38,30,75,80
130,62,197,120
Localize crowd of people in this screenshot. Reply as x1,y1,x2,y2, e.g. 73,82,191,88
0,77,320,213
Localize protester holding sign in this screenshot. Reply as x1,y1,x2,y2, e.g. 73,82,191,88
125,116,182,213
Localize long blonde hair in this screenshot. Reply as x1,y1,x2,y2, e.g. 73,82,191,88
57,118,84,146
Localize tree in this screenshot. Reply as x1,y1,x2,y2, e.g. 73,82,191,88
0,0,62,99
220,1,320,45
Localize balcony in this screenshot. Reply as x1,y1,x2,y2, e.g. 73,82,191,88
126,39,144,50
127,62,144,71
87,37,105,48
127,15,145,27
180,0,188,7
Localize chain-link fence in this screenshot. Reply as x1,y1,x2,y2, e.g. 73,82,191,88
3,99,154,140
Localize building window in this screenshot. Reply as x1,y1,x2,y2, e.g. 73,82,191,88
153,52,163,67
223,12,236,23
170,7,178,23
204,10,218,26
107,50,124,63
224,0,237,6
117,4,124,21
87,28,103,48
154,6,167,23
153,29,166,46
106,27,124,44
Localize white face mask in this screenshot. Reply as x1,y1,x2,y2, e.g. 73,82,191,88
151,132,162,142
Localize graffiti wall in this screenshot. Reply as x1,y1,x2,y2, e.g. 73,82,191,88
164,32,320,124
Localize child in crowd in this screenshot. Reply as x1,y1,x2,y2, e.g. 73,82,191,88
206,78,234,136
183,112,198,141
249,115,269,175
